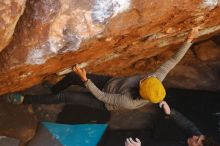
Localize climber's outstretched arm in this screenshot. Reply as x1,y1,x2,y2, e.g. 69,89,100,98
154,27,200,82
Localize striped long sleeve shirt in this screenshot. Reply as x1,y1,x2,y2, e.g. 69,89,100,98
84,41,192,110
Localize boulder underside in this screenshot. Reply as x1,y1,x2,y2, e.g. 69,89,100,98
0,0,220,94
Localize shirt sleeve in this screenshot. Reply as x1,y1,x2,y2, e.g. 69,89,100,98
170,109,202,136
84,79,148,109
153,41,192,81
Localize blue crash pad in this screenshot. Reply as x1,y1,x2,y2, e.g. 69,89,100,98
42,122,107,146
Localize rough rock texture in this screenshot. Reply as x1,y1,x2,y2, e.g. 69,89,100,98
194,39,220,61
0,0,26,52
1,0,220,94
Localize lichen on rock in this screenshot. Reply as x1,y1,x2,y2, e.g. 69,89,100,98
201,0,219,9
48,0,131,55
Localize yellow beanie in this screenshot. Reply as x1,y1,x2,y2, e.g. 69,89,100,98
139,77,166,103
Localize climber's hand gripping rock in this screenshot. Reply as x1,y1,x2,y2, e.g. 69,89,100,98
72,64,88,82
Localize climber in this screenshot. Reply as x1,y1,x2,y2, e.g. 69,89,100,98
123,101,220,146
6,27,199,111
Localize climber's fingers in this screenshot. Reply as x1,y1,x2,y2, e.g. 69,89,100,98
72,64,87,81
188,26,202,41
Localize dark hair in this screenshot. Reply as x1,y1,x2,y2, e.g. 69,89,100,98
132,87,141,100
203,137,220,146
